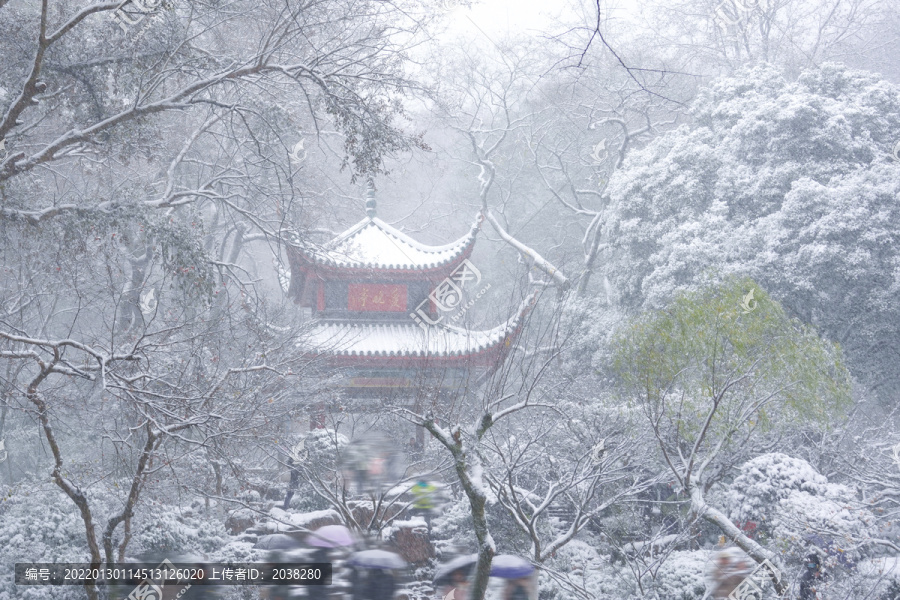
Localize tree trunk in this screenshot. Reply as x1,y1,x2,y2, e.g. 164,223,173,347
424,420,496,600
689,483,786,595
446,434,495,600
28,371,102,600
466,489,494,600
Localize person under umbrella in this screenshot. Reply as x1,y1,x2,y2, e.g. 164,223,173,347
254,536,303,600
348,549,406,600
370,568,396,600
437,569,471,600
306,525,353,600
489,556,535,600
504,577,531,600
434,554,477,600
490,555,534,580
803,534,856,570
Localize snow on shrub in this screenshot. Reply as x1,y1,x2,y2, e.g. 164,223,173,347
771,490,876,558
538,539,636,599
723,453,875,561
723,453,833,524
650,550,709,600
0,483,88,600
134,503,230,556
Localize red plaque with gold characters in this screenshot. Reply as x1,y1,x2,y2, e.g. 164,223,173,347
347,283,407,312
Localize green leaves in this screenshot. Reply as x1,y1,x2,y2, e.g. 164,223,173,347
611,276,851,443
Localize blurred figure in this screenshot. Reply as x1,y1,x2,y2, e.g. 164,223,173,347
446,570,470,600
259,549,297,600
708,548,754,599
343,433,404,495
799,554,827,600
182,561,224,599
407,437,423,463
282,456,300,510
348,566,395,600
434,554,476,600
370,568,396,600
352,451,369,494
503,577,531,600
349,566,364,600
410,480,437,534
306,547,330,600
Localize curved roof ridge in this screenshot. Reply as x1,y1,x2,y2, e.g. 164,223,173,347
293,211,483,271
363,217,479,254
301,290,538,357
436,290,539,338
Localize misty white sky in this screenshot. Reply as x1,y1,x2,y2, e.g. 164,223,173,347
437,0,642,56
445,0,567,38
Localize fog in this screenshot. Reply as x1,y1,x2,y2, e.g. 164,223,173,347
1,0,899,598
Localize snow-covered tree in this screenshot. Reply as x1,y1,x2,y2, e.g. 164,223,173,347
722,453,877,562
0,0,434,597
602,63,900,404
609,276,852,593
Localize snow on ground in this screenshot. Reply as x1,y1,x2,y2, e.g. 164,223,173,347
265,507,341,532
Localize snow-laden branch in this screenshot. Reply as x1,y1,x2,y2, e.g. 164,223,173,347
688,484,786,594
461,104,571,292
485,210,570,290
0,331,138,359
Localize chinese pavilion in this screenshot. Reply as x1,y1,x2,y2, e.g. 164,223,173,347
286,186,534,433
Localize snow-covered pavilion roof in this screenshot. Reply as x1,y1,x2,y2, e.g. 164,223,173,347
301,293,536,361
292,215,481,272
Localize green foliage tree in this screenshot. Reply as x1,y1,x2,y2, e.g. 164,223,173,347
610,276,852,593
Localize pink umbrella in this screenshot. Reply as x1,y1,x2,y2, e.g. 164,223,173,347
307,525,354,548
